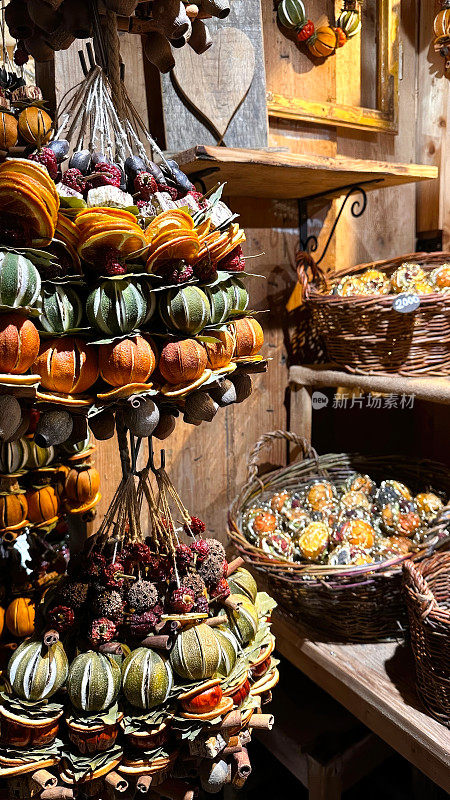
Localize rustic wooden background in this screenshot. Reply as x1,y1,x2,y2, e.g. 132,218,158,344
43,0,450,543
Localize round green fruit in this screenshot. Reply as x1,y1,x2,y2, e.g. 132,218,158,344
170,623,221,681
121,647,173,709
8,637,68,701
225,593,258,646
225,277,249,313
0,438,30,474
160,285,210,335
0,251,41,309
214,627,239,677
227,568,257,603
67,651,121,712
86,279,148,336
40,285,83,333
204,285,229,325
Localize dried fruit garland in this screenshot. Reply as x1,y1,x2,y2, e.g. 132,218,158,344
277,0,362,58
0,447,279,797
433,0,450,74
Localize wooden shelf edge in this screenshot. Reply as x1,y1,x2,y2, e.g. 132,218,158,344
289,364,450,405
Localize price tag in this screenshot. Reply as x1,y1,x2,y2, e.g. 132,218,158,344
392,293,421,313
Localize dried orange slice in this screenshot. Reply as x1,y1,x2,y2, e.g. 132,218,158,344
56,213,78,248
0,186,54,244
150,229,199,252
146,235,200,271
196,219,212,240
145,210,194,242
0,174,58,225
79,229,147,263
75,208,137,227
0,159,59,208
78,221,142,245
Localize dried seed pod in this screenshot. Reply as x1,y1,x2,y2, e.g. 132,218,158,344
209,379,237,407
200,758,231,793
152,0,190,39
60,0,92,38
0,396,22,442
24,33,55,62
5,0,34,40
143,31,176,73
65,414,88,445
230,372,252,403
199,0,230,17
35,410,74,447
184,391,218,422
5,407,30,443
27,0,62,33
121,397,160,438
170,24,191,46
88,410,116,441
153,413,176,440
188,17,212,52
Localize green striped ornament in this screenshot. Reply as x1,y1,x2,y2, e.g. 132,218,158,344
227,568,257,602
67,651,121,712
337,9,361,36
225,593,258,646
26,441,55,469
0,438,30,474
8,637,68,701
204,285,229,324
160,285,210,335
0,251,41,309
214,627,239,677
277,0,306,29
224,277,249,313
86,279,148,336
40,285,83,333
170,623,221,681
121,647,173,709
137,281,157,324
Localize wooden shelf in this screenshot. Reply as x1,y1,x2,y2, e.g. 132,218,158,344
272,612,450,793
172,146,438,200
289,364,450,406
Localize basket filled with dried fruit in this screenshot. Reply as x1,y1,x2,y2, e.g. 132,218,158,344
228,431,450,642
297,251,450,376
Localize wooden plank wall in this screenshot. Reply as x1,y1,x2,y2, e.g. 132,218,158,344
46,1,449,543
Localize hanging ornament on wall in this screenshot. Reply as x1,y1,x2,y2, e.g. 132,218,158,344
433,0,450,75
277,0,362,60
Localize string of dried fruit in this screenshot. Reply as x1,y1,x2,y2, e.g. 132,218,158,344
0,449,278,796
433,0,450,75
277,0,362,59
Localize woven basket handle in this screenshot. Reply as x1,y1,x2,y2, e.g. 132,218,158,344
403,559,437,620
244,430,318,493
296,250,329,300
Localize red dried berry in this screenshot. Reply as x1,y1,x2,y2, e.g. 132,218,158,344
29,147,58,181
297,20,315,41
101,562,124,588
87,162,122,190
147,554,173,582
47,605,75,632
170,586,195,613
209,577,230,600
123,542,153,565
62,167,86,194
175,543,194,573
134,172,158,200
217,245,245,272
88,617,117,647
185,516,206,537
98,246,127,277
190,538,210,561
193,255,217,283
222,559,229,578
128,610,158,637
86,552,107,578
158,183,178,201
14,43,29,66
187,189,207,209
159,260,193,285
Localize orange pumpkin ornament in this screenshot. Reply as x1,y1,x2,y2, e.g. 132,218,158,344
18,106,53,145
6,597,35,637
0,606,4,638
99,336,157,387
0,111,18,150
0,492,27,530
0,314,40,374
159,339,207,385
65,463,100,505
33,337,99,394
308,25,337,57
26,483,59,524
229,317,264,358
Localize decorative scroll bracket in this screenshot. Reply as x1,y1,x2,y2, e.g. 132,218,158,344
297,179,383,266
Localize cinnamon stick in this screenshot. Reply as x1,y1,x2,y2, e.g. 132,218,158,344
104,771,128,792
204,615,227,627
249,713,274,731
227,557,244,577
154,778,195,800
232,747,252,779
40,790,74,799
136,775,153,793
140,634,171,650
43,630,60,648
99,641,124,656
218,710,241,731
32,769,57,789
223,597,242,611
222,744,242,756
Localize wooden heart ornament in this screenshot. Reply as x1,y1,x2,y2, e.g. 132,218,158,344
172,27,256,139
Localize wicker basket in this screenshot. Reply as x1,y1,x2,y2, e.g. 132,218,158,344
228,431,450,643
298,251,450,376
403,553,450,727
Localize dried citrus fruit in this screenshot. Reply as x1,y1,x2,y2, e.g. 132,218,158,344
0,159,59,206
146,236,200,271
78,229,147,263
0,187,54,244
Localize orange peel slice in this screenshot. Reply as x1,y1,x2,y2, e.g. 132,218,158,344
0,159,59,207
146,235,200,271
0,186,54,244
0,174,58,224
79,228,148,263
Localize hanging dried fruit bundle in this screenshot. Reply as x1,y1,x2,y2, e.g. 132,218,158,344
277,0,363,58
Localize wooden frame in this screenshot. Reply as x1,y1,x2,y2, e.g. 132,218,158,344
267,0,400,134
